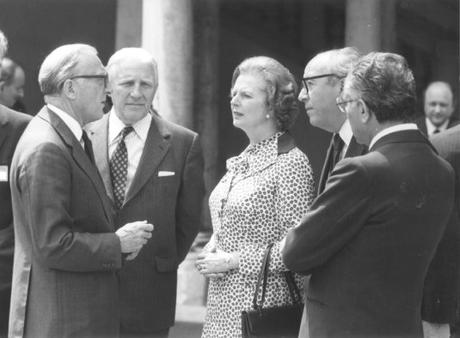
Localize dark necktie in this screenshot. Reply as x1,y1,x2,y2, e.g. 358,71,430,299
433,129,440,135
331,133,345,170
81,130,95,164
110,126,134,209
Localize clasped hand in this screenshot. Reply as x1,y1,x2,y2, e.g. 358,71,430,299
195,248,237,279
116,220,154,260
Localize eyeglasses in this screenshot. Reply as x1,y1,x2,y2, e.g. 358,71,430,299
336,97,360,113
69,74,107,87
301,73,345,95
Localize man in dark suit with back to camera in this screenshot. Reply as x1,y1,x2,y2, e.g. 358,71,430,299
0,30,31,338
9,43,153,338
415,81,459,138
299,47,366,195
283,52,455,338
87,47,204,338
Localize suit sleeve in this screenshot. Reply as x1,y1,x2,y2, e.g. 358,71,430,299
239,151,315,276
17,143,121,272
282,159,373,274
175,134,204,263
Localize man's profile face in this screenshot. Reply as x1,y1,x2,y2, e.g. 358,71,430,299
0,67,25,108
424,83,454,127
108,58,157,126
298,57,345,133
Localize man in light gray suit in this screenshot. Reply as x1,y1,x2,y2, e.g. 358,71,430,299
87,48,204,337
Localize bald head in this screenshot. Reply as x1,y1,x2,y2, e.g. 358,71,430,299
0,30,7,60
424,81,455,127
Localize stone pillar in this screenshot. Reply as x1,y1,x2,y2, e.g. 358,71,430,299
194,0,220,232
142,0,194,129
345,0,389,54
115,0,142,49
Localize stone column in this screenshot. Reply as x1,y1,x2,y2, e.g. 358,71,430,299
345,0,380,53
142,0,194,129
115,0,142,49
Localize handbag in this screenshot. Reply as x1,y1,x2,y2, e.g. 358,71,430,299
241,243,304,338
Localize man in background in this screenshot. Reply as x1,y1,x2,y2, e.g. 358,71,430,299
0,30,31,338
416,81,458,137
87,48,204,337
0,57,26,113
9,43,153,337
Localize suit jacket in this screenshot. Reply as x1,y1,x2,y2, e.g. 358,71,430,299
0,106,30,336
9,107,122,338
283,130,455,338
425,125,460,324
415,116,460,137
318,135,366,194
87,111,204,333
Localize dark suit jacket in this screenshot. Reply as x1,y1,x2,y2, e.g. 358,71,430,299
87,111,204,333
318,135,366,194
9,107,122,338
425,126,460,324
415,116,460,137
283,130,455,338
0,106,30,336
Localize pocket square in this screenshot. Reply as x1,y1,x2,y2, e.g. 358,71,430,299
158,171,175,177
0,165,8,182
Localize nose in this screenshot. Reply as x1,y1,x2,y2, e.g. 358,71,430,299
230,94,239,107
298,87,308,102
130,84,142,99
434,104,442,113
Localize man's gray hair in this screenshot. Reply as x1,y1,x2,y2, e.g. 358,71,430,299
0,30,7,60
106,47,158,84
314,47,361,78
38,43,98,95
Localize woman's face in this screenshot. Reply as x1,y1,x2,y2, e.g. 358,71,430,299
230,73,271,134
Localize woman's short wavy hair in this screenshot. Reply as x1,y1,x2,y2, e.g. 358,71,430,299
348,52,416,123
231,56,298,131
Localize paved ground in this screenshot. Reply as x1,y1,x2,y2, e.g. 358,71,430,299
170,322,203,338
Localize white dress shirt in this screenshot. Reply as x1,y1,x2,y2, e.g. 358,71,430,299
426,118,449,137
337,119,353,160
369,123,418,150
47,104,84,148
108,109,152,193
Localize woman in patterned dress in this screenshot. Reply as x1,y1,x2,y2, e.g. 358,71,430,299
196,56,315,338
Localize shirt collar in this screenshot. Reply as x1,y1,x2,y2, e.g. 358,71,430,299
338,119,353,146
47,104,83,142
369,123,418,149
425,117,449,135
108,108,152,144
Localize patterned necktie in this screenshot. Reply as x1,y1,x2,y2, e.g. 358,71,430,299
81,130,95,164
110,126,134,209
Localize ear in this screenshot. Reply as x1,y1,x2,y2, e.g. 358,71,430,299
62,79,77,99
359,100,371,123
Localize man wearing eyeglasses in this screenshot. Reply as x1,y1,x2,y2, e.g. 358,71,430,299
298,47,366,194
283,52,455,338
8,44,153,338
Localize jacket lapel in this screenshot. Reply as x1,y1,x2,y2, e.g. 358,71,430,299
39,108,114,223
124,113,171,205
86,115,114,201
318,138,334,194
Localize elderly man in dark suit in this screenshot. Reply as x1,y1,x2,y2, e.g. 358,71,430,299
9,44,153,338
87,48,204,338
0,30,31,338
283,52,455,338
299,47,366,194
415,81,459,138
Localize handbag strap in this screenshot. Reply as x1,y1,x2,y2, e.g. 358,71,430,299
252,243,302,310
252,243,274,310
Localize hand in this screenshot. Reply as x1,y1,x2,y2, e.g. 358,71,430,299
195,249,239,274
116,220,154,254
125,249,140,261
